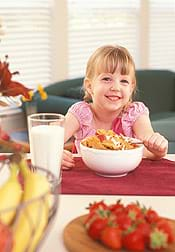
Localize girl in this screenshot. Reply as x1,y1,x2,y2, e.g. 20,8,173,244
62,45,168,169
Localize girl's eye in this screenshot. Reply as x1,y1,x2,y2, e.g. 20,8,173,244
121,79,129,85
102,77,112,82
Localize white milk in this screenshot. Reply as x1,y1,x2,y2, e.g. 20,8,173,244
30,125,64,177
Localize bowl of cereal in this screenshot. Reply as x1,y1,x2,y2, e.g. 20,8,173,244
80,129,144,177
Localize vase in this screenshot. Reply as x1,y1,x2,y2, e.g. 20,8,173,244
25,101,37,117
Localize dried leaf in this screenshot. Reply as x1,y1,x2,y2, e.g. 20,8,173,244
0,56,32,99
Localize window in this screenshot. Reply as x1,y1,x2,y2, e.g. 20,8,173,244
0,0,53,88
1,0,174,86
149,0,175,70
67,0,175,79
67,0,140,78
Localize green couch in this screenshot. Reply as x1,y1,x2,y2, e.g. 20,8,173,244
36,70,175,153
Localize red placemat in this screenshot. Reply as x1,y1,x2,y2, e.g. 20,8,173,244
61,157,175,196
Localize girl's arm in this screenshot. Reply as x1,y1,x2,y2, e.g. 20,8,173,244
64,112,80,143
62,112,80,170
132,114,168,160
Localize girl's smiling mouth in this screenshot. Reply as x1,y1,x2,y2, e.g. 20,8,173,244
105,95,122,101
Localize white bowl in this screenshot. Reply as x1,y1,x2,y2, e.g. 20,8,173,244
80,141,144,177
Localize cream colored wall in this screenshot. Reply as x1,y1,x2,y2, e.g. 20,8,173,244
139,0,150,68
51,0,68,82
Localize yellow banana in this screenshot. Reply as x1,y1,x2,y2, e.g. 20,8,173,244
12,157,50,252
0,162,22,225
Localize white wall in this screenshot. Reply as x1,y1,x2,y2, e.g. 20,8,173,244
51,0,68,82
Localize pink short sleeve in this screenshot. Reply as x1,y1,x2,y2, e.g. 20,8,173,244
122,102,149,137
68,101,95,151
68,101,93,128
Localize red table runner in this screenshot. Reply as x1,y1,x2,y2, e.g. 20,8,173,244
61,157,175,196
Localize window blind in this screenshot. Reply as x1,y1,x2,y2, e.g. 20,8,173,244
67,0,175,78
67,0,140,78
0,0,53,88
149,0,175,71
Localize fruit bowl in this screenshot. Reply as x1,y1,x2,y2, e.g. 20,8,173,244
0,154,59,252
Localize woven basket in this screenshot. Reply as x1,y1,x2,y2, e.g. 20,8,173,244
0,157,59,252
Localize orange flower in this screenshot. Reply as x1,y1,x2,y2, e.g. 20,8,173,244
22,84,47,102
0,55,32,99
37,84,48,100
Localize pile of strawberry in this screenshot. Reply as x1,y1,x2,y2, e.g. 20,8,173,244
84,200,175,251
0,129,29,153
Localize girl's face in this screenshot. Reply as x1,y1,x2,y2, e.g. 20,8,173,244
85,70,134,114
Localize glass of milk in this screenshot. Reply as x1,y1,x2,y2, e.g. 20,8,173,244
27,113,65,179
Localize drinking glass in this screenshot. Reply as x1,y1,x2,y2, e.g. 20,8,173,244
27,113,65,178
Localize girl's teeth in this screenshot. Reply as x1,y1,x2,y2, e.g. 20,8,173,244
107,96,120,101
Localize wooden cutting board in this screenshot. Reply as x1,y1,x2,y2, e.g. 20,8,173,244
63,215,175,252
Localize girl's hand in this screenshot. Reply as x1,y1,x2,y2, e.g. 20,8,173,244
143,132,168,159
61,149,75,170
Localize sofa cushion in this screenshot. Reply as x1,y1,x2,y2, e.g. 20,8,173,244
45,78,83,97
151,112,175,121
152,119,175,141
135,70,175,114
37,95,79,115
64,86,84,99
152,118,175,154
167,142,175,154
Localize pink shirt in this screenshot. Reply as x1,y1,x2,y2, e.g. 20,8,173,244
68,101,149,153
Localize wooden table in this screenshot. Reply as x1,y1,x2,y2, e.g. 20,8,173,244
40,154,175,252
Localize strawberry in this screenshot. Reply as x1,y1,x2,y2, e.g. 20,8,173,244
145,208,160,224
100,226,122,250
149,228,168,250
87,217,108,240
109,199,125,214
123,227,145,251
0,154,8,161
137,221,151,245
84,203,110,229
14,143,22,151
0,132,10,141
0,221,13,252
126,202,144,220
96,134,106,142
86,200,108,213
156,218,175,243
116,212,132,231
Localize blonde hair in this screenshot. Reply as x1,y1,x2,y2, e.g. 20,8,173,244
83,45,136,102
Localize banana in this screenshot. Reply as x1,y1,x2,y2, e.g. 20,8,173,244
12,157,50,252
0,161,22,225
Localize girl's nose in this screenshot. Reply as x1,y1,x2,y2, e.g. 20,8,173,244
110,80,120,91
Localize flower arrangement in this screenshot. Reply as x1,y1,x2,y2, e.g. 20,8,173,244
0,18,47,151
0,55,32,101
21,84,47,102
21,84,48,116
0,15,32,152
0,56,33,152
